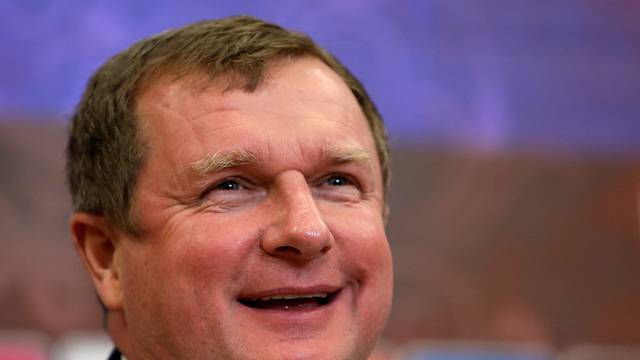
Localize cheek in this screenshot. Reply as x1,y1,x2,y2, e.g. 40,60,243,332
118,215,263,348
154,215,259,290
326,206,393,301
326,208,393,342
327,206,391,270
121,214,258,307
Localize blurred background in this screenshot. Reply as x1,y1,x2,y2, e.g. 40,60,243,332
2,0,640,359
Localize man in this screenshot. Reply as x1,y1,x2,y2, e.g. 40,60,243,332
67,16,393,360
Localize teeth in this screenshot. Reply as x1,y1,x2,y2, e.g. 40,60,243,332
252,293,328,301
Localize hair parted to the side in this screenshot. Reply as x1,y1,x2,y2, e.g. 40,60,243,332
67,15,390,234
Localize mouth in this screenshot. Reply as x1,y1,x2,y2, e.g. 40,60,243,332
238,289,341,310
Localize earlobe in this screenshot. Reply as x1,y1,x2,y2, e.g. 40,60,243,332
70,213,124,311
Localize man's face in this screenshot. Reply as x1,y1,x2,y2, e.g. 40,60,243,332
115,57,392,359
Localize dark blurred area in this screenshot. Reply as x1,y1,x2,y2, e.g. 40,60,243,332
2,0,640,359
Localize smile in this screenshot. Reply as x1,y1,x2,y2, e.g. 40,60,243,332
238,290,341,310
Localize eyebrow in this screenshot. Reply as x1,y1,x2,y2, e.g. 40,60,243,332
322,146,373,169
189,146,373,176
190,149,258,175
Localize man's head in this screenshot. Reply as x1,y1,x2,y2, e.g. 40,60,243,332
67,16,390,234
68,16,392,359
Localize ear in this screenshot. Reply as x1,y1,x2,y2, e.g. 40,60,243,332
70,213,123,311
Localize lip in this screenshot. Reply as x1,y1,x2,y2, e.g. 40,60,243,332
235,285,345,329
237,285,342,301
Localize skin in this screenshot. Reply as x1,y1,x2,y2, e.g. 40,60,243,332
71,57,393,360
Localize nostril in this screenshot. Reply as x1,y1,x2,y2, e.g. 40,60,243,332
274,245,302,256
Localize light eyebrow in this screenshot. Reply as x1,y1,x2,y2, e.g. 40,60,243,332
190,149,257,176
323,146,374,169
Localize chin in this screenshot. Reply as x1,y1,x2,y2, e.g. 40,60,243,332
211,321,378,360
243,340,371,360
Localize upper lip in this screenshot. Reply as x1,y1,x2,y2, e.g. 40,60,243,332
237,285,342,301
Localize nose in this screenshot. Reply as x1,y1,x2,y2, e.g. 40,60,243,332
261,171,334,264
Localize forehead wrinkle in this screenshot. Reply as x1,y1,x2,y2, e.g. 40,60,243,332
190,149,258,176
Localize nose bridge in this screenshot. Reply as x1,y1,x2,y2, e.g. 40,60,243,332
261,171,333,262
282,176,321,226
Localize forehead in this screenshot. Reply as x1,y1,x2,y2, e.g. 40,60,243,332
135,57,377,157
141,57,369,136
138,58,357,119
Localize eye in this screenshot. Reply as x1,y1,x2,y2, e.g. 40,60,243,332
315,173,362,202
198,178,246,200
196,177,264,211
215,179,242,191
325,175,352,186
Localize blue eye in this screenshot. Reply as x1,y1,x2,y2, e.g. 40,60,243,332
325,175,351,186
215,180,241,190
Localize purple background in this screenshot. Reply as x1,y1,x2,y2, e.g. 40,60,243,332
2,0,640,154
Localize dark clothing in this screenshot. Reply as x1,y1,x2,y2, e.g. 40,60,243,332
108,348,122,360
